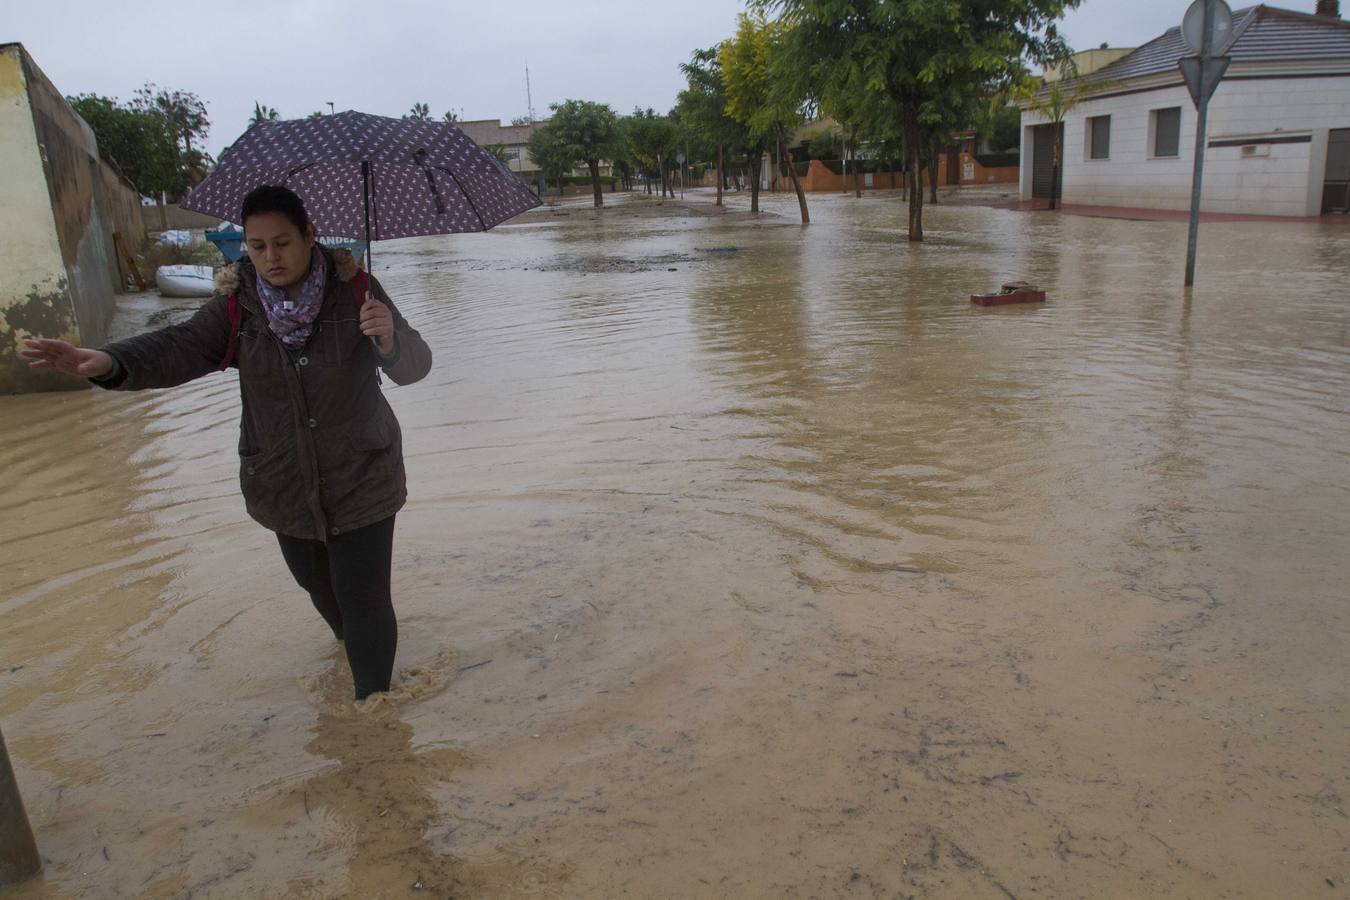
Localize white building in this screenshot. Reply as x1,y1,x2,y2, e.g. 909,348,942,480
1019,3,1350,217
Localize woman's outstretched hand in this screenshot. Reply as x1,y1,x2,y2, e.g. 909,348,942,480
20,339,113,379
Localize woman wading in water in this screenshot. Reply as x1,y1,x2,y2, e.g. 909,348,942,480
21,185,432,699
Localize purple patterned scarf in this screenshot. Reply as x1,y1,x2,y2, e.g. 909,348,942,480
256,246,327,349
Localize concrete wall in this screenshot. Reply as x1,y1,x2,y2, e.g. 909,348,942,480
143,202,221,231
0,43,144,394
1021,75,1350,216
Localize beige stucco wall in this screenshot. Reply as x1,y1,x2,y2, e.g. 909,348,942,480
0,44,75,394
0,43,144,394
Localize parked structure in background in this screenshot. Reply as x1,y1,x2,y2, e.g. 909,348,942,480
0,44,146,394
1019,3,1350,217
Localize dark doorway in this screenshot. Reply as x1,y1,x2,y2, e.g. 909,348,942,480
1031,123,1063,201
1323,128,1350,215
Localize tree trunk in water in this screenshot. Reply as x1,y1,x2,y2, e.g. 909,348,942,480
750,153,761,213
1050,124,1061,210
716,145,724,207
157,194,169,231
778,127,809,225
589,160,603,207
929,145,940,205
905,113,924,242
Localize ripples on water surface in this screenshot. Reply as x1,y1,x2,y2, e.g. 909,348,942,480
2,192,1348,898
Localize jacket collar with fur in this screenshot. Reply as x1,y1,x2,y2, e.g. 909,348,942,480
214,245,362,304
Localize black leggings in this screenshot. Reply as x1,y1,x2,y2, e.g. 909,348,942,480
277,516,398,700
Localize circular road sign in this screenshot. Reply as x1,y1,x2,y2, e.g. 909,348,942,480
1182,0,1234,55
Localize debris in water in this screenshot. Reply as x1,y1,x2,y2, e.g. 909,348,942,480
971,281,1046,306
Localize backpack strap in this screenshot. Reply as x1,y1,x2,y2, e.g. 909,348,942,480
218,294,243,371
350,270,370,312
349,270,383,383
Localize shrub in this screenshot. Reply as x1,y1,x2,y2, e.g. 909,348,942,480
975,152,1020,169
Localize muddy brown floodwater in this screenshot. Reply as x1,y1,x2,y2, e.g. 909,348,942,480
2,190,1348,899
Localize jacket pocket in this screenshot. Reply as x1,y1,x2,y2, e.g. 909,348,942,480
349,418,392,453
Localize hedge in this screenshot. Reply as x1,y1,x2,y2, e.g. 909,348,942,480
819,159,906,175
975,152,1020,169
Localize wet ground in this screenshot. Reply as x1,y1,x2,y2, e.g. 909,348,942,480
2,189,1348,898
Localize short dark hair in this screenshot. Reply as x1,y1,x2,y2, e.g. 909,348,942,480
240,184,311,234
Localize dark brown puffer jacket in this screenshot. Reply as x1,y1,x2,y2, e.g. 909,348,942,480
95,246,432,540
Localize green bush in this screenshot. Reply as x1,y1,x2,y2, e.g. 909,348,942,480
975,152,1020,169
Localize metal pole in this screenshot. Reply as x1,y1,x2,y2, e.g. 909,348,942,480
362,160,374,275
0,726,42,887
1184,0,1215,287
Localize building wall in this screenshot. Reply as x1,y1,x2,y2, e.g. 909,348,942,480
0,45,74,394
0,44,145,394
1021,76,1350,216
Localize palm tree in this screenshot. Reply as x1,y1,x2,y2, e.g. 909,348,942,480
1017,75,1112,210
404,102,431,121
249,102,280,128
443,110,460,124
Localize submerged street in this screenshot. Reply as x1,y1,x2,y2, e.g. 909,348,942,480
2,191,1348,898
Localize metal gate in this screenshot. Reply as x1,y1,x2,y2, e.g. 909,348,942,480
1032,123,1062,200
1323,128,1350,215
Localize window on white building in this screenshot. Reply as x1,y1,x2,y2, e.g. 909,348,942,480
1088,115,1111,160
1152,108,1181,158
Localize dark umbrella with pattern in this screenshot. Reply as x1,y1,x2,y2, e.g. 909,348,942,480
182,111,541,267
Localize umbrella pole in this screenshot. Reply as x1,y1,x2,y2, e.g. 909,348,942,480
362,160,373,274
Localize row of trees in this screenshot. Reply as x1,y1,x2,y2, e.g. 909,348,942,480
67,84,211,228
663,1,1082,241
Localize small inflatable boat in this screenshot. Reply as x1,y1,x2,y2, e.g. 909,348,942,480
156,265,215,298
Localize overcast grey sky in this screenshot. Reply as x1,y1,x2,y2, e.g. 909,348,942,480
1,0,1327,158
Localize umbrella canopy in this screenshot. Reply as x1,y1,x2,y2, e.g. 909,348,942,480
182,111,541,240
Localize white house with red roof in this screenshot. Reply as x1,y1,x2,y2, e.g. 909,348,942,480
1020,2,1350,217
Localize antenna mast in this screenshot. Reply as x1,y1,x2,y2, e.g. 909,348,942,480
526,65,535,123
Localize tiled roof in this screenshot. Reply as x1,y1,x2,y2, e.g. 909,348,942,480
1086,5,1350,83
456,119,544,147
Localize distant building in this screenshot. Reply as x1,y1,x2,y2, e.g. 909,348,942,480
1019,3,1350,217
456,119,615,181
455,119,543,176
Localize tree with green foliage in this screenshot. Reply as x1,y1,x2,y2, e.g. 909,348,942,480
525,123,573,198
626,107,678,197
249,102,280,127
678,46,746,207
548,99,620,208
759,0,1077,241
404,102,431,121
307,110,325,120
721,13,809,223
443,110,460,124
68,93,181,227
131,82,212,190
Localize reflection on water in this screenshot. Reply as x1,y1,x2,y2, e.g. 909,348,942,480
2,192,1348,898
